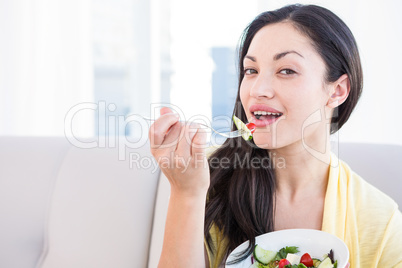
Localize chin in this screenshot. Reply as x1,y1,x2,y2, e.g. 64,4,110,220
251,132,277,150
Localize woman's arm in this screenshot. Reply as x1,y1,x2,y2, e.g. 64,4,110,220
159,190,207,267
149,107,210,268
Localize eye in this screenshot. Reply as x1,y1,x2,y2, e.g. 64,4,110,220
244,68,258,75
279,69,296,75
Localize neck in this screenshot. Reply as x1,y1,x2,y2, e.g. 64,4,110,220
270,140,331,202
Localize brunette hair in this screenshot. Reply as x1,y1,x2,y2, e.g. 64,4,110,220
205,4,363,265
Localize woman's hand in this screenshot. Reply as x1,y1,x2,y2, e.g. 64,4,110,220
149,107,210,197
150,107,210,267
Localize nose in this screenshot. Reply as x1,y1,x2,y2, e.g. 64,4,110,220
249,74,275,99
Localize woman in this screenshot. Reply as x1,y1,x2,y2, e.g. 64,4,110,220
149,4,402,268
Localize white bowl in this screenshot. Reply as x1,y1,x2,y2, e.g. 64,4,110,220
225,229,349,267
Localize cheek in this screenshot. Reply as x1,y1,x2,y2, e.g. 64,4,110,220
286,81,328,115
283,93,330,137
239,82,248,107
287,99,321,127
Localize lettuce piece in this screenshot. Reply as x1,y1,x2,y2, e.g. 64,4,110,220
276,246,299,259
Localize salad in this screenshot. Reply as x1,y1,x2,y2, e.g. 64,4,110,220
233,115,256,141
249,244,338,268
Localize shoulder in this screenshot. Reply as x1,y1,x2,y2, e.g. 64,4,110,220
325,153,402,265
336,157,398,213
328,153,399,231
336,158,402,264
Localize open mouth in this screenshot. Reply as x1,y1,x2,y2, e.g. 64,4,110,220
253,111,283,120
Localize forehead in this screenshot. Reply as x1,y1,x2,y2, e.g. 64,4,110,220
247,22,317,59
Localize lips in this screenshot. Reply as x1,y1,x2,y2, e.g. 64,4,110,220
249,104,284,127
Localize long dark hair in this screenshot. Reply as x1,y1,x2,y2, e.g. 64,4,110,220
204,4,363,265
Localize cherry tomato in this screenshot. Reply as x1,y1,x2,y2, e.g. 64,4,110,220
300,253,314,267
278,258,291,268
246,122,256,133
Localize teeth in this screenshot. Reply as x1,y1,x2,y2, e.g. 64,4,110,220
253,111,281,116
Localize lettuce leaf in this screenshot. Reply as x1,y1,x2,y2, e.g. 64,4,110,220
276,246,299,259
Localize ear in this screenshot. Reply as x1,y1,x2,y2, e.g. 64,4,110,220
326,74,350,108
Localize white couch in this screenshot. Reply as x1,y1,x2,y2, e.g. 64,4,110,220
0,137,170,268
0,137,401,268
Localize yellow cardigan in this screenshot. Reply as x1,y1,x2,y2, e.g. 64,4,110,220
206,153,402,267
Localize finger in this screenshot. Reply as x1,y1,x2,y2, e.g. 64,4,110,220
191,125,207,158
175,123,207,158
149,113,180,148
160,107,173,115
162,121,184,149
159,107,179,135
173,123,193,159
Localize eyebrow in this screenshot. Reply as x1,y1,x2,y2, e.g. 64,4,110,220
245,55,257,62
274,50,304,61
244,50,304,62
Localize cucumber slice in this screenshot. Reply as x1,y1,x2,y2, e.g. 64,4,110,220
253,244,277,265
313,259,322,267
233,115,253,141
317,257,333,268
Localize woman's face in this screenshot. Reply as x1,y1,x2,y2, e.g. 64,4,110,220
240,22,333,150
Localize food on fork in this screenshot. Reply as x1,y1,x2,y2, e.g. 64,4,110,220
233,115,256,141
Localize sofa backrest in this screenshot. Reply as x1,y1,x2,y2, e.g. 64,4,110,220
0,137,71,268
0,137,161,268
337,142,402,207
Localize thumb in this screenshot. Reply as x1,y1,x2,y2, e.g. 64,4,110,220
160,107,174,116
191,128,207,158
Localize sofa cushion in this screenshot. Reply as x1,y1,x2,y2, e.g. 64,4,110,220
0,137,70,268
38,142,161,268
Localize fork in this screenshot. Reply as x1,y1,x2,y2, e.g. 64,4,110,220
141,116,245,138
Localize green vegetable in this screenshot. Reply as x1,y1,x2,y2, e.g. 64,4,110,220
313,259,322,267
276,246,299,260
253,244,277,265
317,257,334,268
232,115,253,141
284,264,308,268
